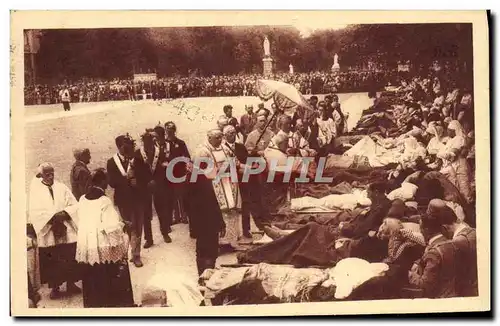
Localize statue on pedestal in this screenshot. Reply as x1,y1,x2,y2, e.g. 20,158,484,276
262,36,273,77
332,53,340,72
289,64,294,74
263,36,271,57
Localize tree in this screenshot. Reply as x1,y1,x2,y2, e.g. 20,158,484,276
32,24,473,82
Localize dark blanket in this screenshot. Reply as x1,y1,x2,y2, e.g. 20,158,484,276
237,222,341,267
412,171,473,224
261,181,289,215
340,196,392,239
293,181,354,199
272,208,364,230
336,236,389,263
350,116,396,135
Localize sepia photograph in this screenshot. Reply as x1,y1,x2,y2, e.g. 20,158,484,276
10,10,490,316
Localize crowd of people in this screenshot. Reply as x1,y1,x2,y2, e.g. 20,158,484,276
26,66,477,308
24,70,407,106
233,71,477,301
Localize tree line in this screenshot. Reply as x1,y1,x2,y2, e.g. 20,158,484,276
31,23,472,83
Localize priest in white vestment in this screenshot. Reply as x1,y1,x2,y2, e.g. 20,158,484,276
28,162,81,299
75,168,134,308
193,129,242,249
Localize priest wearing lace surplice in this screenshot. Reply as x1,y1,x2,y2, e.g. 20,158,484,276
28,162,81,300
75,168,134,308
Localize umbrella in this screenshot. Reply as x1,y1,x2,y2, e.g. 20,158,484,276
254,79,314,119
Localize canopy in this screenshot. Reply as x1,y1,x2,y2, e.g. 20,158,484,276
254,79,314,119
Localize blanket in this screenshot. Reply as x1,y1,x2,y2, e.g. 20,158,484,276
293,181,354,199
201,263,331,304
290,189,371,212
142,271,204,307
263,165,391,216
272,208,363,230
322,258,389,299
201,259,391,304
237,222,341,267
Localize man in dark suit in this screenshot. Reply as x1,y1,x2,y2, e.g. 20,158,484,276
324,94,335,120
240,105,256,139
222,125,252,240
107,135,145,267
151,81,159,101
70,148,92,200
222,125,269,239
430,199,478,297
164,121,192,233
451,226,478,297
135,130,171,248
309,95,318,111
337,182,391,263
408,212,458,298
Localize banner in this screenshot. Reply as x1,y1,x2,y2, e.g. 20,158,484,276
397,64,410,72
133,73,157,82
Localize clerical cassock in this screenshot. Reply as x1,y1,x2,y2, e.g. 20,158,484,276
28,164,81,299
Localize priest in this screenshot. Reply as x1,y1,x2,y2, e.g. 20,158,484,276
75,168,134,308
193,129,242,250
28,162,81,299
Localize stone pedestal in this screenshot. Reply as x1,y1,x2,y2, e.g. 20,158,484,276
331,63,340,72
263,57,273,77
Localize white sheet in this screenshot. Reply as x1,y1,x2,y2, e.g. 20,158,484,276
290,189,372,212
322,258,389,299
